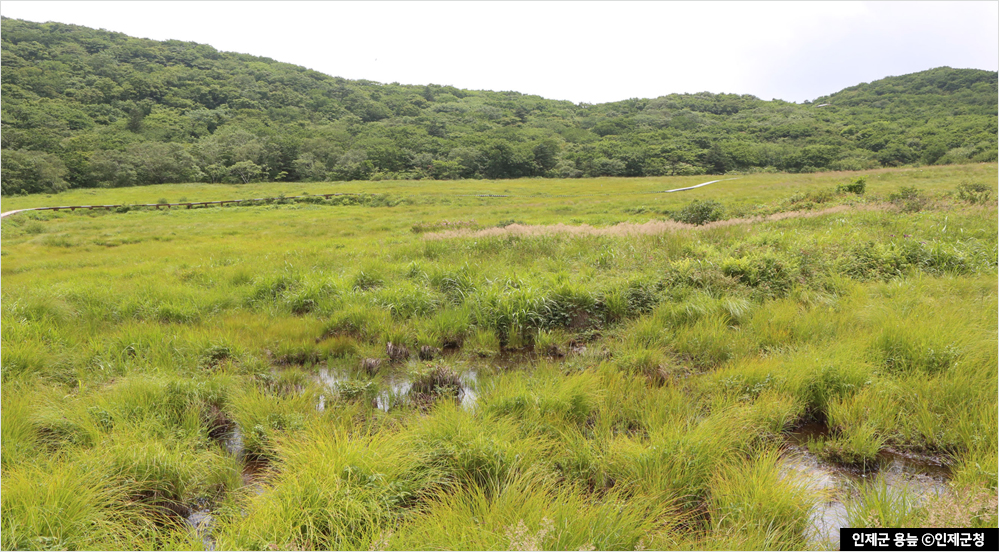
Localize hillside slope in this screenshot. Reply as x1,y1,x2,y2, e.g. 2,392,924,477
2,17,996,194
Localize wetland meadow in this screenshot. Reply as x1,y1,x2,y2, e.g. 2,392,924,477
1,164,997,550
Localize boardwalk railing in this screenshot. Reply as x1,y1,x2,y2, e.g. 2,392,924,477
3,193,363,217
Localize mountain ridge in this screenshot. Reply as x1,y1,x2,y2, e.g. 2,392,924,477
2,17,996,194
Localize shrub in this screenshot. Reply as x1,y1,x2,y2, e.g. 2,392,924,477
837,177,867,195
955,182,993,205
721,253,797,298
670,199,724,225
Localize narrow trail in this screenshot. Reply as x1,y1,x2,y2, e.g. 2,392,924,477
424,204,877,240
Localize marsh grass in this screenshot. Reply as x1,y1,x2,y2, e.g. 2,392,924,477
388,469,680,551
3,165,996,550
844,473,928,528
0,459,167,551
214,421,439,550
708,448,819,550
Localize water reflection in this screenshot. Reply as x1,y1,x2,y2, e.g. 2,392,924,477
316,366,479,412
185,507,215,551
783,422,951,548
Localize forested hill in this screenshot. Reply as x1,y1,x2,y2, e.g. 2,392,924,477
2,17,997,194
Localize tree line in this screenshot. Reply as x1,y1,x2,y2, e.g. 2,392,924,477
2,17,997,195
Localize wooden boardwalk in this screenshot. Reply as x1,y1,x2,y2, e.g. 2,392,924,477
0,193,359,219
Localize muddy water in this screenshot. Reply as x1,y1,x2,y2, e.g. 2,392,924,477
316,367,343,412
222,424,269,489
188,424,268,550
223,424,245,459
459,370,478,409
185,505,215,551
316,367,343,389
782,447,852,546
317,366,479,412
374,372,412,412
783,422,951,547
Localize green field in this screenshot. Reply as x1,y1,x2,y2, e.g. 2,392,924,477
2,164,997,550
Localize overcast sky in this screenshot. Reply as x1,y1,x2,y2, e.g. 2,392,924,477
2,1,996,104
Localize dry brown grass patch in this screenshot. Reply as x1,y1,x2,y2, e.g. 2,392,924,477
424,205,875,240
924,487,998,528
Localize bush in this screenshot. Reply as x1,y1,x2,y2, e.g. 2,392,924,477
721,253,797,298
669,200,725,225
955,182,993,205
837,177,866,195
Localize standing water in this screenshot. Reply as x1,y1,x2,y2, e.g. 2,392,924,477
783,422,951,548
317,366,479,412
185,505,215,551
188,423,268,550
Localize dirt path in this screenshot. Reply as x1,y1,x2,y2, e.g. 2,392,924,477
424,204,877,240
